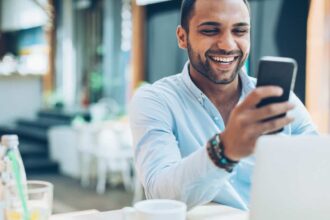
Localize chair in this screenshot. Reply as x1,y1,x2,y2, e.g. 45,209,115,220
73,122,100,187
48,125,80,178
95,126,134,194
112,121,146,203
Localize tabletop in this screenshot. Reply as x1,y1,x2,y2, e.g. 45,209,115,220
50,203,248,220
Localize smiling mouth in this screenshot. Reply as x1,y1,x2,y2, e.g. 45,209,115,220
209,56,239,65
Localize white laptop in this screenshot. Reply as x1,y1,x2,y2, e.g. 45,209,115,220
250,135,330,220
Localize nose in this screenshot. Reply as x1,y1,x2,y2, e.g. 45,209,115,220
217,31,236,51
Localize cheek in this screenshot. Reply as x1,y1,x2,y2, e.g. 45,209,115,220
239,37,250,54
188,41,206,57
190,34,214,52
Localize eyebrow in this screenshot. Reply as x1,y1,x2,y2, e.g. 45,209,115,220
198,22,221,27
198,21,250,28
233,22,250,27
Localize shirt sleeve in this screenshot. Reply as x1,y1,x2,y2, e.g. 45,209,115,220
289,92,319,135
129,86,231,209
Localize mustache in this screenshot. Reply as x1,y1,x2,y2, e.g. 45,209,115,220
206,49,242,56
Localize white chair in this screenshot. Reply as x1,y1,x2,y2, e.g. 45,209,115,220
96,126,134,194
112,121,145,203
73,123,100,187
111,121,146,203
48,125,80,178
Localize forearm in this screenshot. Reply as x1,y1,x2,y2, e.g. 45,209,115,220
138,147,230,209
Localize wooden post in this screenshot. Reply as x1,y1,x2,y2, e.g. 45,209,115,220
42,0,56,95
306,0,330,133
131,0,146,90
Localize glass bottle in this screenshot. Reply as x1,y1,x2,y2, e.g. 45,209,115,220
0,142,6,220
1,135,28,220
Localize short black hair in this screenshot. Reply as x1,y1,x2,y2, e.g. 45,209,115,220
180,0,250,31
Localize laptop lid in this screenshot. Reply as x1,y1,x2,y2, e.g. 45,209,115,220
250,135,330,220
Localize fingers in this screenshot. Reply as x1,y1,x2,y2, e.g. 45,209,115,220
240,86,283,109
254,116,294,135
250,102,295,122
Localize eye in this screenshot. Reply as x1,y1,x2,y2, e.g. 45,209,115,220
200,29,219,36
233,28,249,36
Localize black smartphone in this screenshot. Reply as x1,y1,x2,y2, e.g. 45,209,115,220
256,56,297,133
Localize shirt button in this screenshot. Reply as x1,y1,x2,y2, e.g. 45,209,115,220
214,117,220,121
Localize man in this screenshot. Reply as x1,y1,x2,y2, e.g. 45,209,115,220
129,0,317,210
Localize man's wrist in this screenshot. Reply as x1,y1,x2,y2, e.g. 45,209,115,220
207,133,239,172
218,132,241,161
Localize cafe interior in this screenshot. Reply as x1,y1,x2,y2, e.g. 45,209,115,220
0,0,329,219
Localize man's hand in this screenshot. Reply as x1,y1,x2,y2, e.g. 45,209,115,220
221,86,295,161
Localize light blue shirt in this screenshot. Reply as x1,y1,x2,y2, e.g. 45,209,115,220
129,62,318,210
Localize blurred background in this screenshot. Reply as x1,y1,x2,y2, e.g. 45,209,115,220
0,0,328,214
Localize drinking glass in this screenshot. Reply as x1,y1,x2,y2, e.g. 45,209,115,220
5,180,53,220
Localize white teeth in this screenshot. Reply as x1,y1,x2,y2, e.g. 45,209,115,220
211,56,235,63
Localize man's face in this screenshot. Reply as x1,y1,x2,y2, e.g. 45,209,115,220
179,0,250,84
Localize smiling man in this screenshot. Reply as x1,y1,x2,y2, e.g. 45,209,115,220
129,0,317,210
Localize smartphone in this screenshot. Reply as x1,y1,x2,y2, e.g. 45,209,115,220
256,56,297,133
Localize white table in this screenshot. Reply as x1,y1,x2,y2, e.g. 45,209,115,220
50,210,100,220
50,204,248,220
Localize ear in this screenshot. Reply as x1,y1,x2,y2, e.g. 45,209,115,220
176,25,188,49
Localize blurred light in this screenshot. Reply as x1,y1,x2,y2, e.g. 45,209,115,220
122,10,131,20
136,0,171,6
121,0,132,52
75,0,91,10
121,42,131,52
18,53,48,75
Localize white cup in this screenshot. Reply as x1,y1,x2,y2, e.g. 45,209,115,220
123,199,187,220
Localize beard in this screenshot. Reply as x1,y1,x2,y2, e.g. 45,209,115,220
187,40,247,85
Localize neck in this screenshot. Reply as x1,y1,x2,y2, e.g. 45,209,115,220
189,64,242,107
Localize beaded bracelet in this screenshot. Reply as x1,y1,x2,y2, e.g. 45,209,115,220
207,133,238,173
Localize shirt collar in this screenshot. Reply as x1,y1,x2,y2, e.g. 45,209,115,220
182,62,206,105
181,61,256,104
